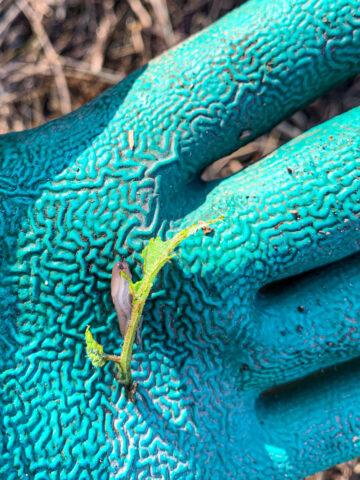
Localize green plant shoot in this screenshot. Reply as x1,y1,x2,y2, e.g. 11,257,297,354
85,218,221,400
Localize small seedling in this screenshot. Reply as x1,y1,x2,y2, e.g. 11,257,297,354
85,219,221,401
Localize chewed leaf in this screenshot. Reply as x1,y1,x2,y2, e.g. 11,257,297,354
136,218,223,297
85,326,107,367
141,237,173,278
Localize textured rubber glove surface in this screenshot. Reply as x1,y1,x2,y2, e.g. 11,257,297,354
1,0,360,479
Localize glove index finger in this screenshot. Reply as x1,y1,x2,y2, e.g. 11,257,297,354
129,0,360,185
177,105,360,291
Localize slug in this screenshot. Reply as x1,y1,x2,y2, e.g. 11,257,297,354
111,259,142,346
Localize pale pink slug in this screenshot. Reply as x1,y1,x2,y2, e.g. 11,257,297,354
111,259,142,346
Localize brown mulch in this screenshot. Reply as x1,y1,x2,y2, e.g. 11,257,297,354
307,459,360,480
1,1,360,479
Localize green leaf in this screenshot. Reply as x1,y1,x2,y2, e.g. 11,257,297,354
141,237,174,277
132,280,143,296
85,326,107,367
135,218,223,297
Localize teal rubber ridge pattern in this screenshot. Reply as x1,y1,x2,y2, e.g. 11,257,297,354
1,0,360,478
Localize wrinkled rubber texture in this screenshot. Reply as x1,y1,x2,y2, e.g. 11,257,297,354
1,0,360,479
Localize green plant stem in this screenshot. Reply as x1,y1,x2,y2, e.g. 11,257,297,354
118,285,150,387
115,219,222,389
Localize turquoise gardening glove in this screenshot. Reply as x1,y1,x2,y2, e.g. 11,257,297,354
1,0,360,478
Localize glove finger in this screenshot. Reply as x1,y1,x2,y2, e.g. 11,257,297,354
109,0,360,183
178,105,360,288
104,0,360,188
242,250,360,390
256,355,360,479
